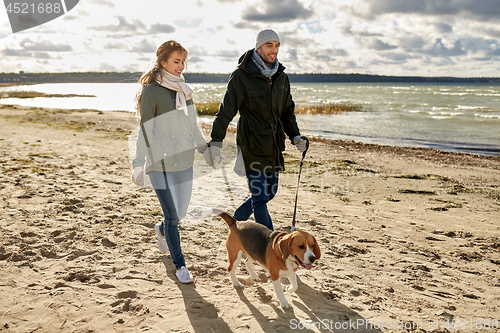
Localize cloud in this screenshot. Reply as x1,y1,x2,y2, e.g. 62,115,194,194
90,16,146,32
87,0,115,7
36,59,50,66
187,46,209,58
103,42,128,50
173,19,202,28
460,0,500,20
423,38,466,57
1,0,499,76
149,23,176,34
339,23,383,37
398,35,426,50
62,15,80,22
329,48,349,57
348,0,500,21
433,22,453,34
19,40,73,52
476,27,500,39
33,52,61,59
278,32,318,49
460,36,500,57
348,0,457,19
0,49,61,59
368,38,398,51
215,50,240,58
303,21,326,34
490,48,500,56
242,0,313,22
379,52,413,63
231,21,261,30
130,39,157,53
188,56,203,63
287,49,298,61
1,49,25,57
309,50,335,62
99,63,117,71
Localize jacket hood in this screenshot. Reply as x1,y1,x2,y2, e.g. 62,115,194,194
237,49,285,77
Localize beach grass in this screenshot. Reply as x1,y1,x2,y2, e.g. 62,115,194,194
195,101,368,116
295,102,366,115
393,174,451,181
0,90,95,99
398,189,437,195
196,101,220,115
428,198,463,211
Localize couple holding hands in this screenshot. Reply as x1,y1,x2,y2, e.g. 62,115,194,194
130,30,308,284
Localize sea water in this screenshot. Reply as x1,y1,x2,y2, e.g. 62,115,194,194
1,82,499,156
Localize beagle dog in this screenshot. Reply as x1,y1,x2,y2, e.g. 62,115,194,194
206,209,321,308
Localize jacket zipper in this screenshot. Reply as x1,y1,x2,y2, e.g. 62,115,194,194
268,77,282,172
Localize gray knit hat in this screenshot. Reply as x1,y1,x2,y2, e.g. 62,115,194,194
255,29,280,50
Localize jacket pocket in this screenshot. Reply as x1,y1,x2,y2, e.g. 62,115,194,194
149,136,166,164
238,117,273,158
248,126,274,157
247,89,268,113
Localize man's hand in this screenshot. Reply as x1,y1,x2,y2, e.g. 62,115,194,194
293,135,308,154
131,167,144,186
203,146,223,168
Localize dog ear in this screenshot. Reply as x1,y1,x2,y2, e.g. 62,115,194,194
275,234,292,260
311,235,321,260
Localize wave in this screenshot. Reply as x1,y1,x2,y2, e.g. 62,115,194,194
475,114,500,119
434,92,469,96
456,105,487,110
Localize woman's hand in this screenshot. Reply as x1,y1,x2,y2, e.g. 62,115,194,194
131,167,144,186
203,146,223,168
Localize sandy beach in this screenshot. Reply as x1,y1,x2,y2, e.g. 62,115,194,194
1,105,499,332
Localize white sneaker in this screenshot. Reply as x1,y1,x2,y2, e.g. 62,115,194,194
154,223,169,253
176,266,193,284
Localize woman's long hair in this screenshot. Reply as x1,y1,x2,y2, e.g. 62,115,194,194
134,40,187,116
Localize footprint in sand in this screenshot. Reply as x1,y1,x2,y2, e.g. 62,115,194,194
187,300,219,319
255,286,273,304
39,247,58,259
117,290,138,299
51,229,77,243
101,237,117,247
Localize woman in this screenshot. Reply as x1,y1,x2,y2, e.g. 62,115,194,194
131,40,207,283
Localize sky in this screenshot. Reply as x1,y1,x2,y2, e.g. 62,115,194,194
1,0,500,77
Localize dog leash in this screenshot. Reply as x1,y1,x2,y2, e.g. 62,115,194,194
208,144,236,209
220,163,236,209
291,136,309,232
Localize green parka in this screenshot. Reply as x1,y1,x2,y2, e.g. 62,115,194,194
210,49,301,173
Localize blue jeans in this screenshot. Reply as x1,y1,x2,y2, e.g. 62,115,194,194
149,168,193,269
233,171,279,230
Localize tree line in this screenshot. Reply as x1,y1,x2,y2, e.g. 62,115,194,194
1,71,499,84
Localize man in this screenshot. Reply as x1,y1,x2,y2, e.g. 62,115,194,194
205,29,307,230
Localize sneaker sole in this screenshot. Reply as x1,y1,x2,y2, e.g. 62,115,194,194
155,224,169,253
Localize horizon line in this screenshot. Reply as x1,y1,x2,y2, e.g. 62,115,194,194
2,71,500,80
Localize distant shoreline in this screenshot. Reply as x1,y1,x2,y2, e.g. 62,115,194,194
1,71,500,84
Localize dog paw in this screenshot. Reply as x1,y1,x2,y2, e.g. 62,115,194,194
279,299,291,309
286,285,298,293
249,273,260,281
233,281,244,288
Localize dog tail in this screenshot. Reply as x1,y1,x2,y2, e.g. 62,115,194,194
202,208,236,228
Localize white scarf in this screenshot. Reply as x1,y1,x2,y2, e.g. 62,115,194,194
156,69,193,116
